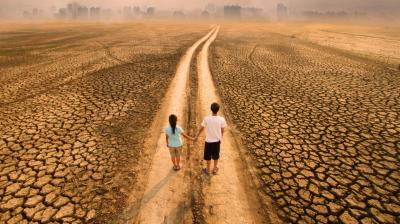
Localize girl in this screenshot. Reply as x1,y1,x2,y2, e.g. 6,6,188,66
164,114,194,170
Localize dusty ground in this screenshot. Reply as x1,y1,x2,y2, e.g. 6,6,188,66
197,27,269,224
259,22,400,69
123,26,273,224
210,22,400,223
1,21,399,224
124,26,215,224
0,22,210,223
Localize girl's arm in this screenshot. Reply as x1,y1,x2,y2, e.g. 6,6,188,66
165,134,169,147
181,133,195,141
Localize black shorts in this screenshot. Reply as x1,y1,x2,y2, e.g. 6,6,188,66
204,141,221,160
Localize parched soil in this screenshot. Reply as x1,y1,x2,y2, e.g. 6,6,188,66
196,27,270,224
248,22,400,69
210,24,400,224
2,21,399,224
0,22,210,223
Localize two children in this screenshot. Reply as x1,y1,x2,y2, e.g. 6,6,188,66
164,103,226,174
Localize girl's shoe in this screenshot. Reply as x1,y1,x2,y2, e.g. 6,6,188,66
202,168,210,175
176,165,181,171
173,165,178,171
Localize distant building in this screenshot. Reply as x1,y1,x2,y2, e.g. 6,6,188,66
146,7,155,17
22,8,45,19
57,8,68,19
32,8,39,17
173,11,185,18
67,2,79,19
302,11,349,20
133,6,141,16
77,6,88,19
242,7,263,19
224,5,241,19
201,10,210,18
90,7,101,19
23,11,31,18
277,3,287,19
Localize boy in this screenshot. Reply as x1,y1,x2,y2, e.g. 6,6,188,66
195,102,227,175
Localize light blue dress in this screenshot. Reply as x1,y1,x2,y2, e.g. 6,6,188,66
164,126,183,147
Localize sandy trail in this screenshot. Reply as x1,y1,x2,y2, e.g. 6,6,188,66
196,27,267,224
129,27,216,224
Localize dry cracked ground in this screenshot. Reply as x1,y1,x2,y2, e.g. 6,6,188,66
1,21,400,224
210,23,400,224
0,22,209,223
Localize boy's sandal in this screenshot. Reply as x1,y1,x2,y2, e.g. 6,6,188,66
202,168,210,175
176,165,181,171
212,167,219,175
173,165,178,171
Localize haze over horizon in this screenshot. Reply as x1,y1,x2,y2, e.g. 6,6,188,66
1,0,399,19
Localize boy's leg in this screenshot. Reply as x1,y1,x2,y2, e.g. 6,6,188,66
213,160,219,170
207,160,212,172
204,142,212,173
211,141,220,173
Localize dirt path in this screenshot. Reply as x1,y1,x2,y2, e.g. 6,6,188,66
121,25,280,224
196,27,271,224
124,27,217,224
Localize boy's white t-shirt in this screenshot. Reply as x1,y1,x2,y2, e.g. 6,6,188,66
201,115,227,143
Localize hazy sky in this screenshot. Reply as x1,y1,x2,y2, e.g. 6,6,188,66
1,0,399,17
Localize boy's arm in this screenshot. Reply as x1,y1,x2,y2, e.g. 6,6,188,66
221,117,227,139
195,126,204,140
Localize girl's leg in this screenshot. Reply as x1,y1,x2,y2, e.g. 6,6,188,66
175,147,182,169
169,148,177,168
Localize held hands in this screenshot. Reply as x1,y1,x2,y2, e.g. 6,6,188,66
190,136,198,142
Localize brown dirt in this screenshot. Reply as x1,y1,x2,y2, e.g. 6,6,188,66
123,26,279,224
210,23,400,224
196,27,278,224
119,26,216,224
0,22,211,223
2,20,399,224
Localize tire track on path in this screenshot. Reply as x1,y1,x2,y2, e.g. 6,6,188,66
121,26,217,224
197,26,279,224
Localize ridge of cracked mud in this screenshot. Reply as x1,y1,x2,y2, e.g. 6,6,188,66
210,25,400,224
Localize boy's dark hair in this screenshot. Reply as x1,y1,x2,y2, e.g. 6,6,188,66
211,102,220,114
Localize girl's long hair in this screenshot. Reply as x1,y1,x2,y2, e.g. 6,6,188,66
169,114,177,134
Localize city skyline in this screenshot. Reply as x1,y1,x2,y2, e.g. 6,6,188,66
1,0,400,20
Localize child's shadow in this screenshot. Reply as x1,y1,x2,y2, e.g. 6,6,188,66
122,169,176,221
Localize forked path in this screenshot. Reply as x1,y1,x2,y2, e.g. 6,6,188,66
130,27,216,223
197,27,267,223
